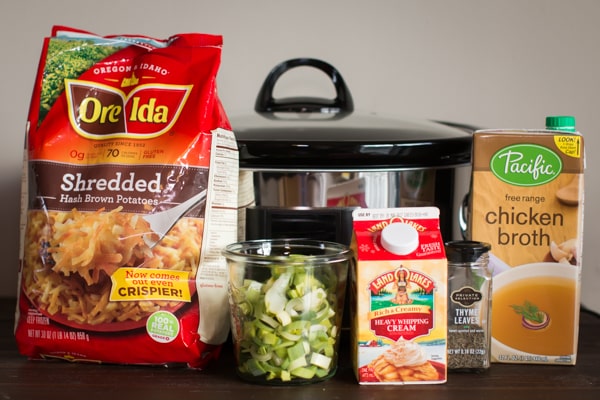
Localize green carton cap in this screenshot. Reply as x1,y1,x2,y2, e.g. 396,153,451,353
546,115,576,132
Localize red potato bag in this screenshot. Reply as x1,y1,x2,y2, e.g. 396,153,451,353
14,26,238,368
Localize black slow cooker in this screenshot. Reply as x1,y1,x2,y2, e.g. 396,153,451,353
232,58,476,244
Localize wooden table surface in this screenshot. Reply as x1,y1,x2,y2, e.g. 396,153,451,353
1,297,599,400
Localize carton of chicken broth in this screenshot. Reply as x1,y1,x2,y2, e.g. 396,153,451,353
351,207,447,384
469,126,584,365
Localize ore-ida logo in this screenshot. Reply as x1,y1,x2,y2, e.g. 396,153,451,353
65,79,192,140
490,144,562,186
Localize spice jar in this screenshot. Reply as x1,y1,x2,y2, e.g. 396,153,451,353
445,240,492,372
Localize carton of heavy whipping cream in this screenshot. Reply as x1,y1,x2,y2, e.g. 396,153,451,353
351,207,447,384
469,117,584,365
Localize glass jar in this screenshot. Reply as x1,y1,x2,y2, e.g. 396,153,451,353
223,239,352,385
445,240,492,372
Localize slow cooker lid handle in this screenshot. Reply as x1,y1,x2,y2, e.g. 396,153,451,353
254,58,354,116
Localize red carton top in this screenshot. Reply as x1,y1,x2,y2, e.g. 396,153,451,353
352,207,446,261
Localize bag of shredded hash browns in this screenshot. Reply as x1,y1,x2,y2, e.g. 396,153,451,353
14,26,238,368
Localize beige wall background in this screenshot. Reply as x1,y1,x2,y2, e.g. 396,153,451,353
1,0,598,312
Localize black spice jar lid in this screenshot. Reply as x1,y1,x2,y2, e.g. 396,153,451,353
231,58,476,171
445,240,492,264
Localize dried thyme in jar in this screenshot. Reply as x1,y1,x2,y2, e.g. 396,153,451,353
445,241,492,372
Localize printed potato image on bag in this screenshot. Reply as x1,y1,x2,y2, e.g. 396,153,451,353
15,26,238,368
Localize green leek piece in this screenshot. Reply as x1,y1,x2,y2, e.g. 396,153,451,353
291,366,317,379
265,271,292,314
287,341,307,361
310,352,332,370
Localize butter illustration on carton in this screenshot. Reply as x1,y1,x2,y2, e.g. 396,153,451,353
351,207,447,384
468,116,584,365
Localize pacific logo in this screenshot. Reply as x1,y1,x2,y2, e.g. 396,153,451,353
65,79,192,140
490,144,562,186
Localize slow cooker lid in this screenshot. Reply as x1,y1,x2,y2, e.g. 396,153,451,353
233,113,473,170
232,58,474,171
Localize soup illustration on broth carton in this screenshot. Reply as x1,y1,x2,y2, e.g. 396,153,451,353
350,207,447,384
468,116,584,365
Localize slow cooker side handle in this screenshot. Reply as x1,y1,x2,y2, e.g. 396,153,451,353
459,193,470,240
254,58,354,115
